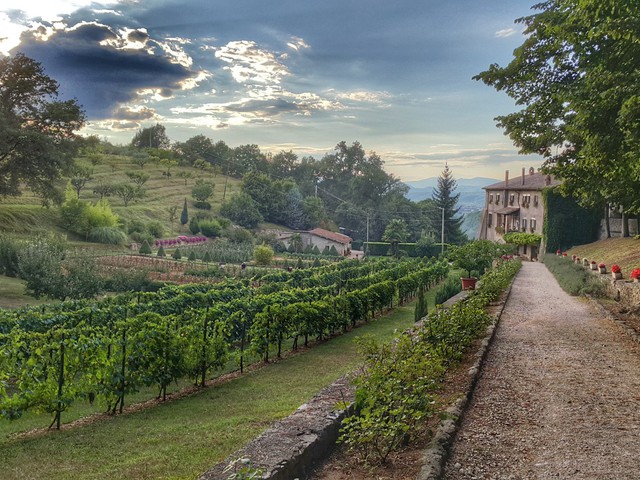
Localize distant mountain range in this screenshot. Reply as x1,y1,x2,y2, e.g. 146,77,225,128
403,177,498,239
403,176,498,213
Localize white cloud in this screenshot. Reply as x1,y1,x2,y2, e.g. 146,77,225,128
495,28,516,38
333,90,392,105
287,36,309,52
215,40,289,85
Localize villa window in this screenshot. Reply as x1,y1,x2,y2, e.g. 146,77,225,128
522,218,528,231
487,213,493,227
489,194,494,204
496,194,501,204
531,218,537,231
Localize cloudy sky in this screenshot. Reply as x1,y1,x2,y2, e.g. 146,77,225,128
1,0,543,181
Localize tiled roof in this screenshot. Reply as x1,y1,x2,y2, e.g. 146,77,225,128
484,172,561,191
309,228,352,244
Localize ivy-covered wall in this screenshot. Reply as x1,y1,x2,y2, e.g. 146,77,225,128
542,188,601,252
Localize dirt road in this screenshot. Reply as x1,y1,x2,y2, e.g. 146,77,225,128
443,261,640,479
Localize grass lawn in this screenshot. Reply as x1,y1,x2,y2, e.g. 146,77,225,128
0,275,54,309
566,237,640,277
0,279,449,480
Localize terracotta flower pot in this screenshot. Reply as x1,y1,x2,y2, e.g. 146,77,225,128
612,272,622,280
461,277,477,291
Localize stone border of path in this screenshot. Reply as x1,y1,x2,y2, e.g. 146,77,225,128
200,376,355,480
416,281,515,480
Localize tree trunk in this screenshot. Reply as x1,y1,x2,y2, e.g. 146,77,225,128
622,210,630,237
604,204,611,238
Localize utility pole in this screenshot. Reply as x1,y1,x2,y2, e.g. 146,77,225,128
366,213,370,256
441,206,445,255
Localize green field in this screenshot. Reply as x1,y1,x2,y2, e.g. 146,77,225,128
0,296,434,480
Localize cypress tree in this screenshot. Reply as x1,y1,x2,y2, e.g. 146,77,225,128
180,198,189,227
157,245,166,257
431,164,466,246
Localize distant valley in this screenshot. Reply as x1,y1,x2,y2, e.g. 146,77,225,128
403,176,498,239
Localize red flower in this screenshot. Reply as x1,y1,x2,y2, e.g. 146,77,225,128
631,268,640,280
598,263,605,268
611,264,621,274
590,260,596,264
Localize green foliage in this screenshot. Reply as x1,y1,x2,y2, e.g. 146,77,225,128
192,180,214,203
474,1,640,214
88,226,127,245
414,287,427,322
130,123,170,149
329,245,340,256
434,276,462,305
447,240,503,278
199,219,222,238
173,248,182,260
180,198,189,226
60,184,120,238
430,164,466,245
253,244,274,266
0,235,22,277
219,193,263,229
157,245,166,257
339,334,444,464
542,188,600,252
17,238,103,300
146,220,165,239
139,240,152,255
543,254,604,296
223,457,265,480
188,251,197,262
113,183,145,207
225,227,254,244
502,232,542,246
339,259,521,465
0,53,85,202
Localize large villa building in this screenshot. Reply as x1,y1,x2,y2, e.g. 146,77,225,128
478,167,561,259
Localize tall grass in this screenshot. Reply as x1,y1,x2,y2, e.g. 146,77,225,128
543,254,604,296
434,275,462,305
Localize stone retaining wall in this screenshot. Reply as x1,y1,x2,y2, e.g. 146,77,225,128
200,377,355,480
586,267,640,308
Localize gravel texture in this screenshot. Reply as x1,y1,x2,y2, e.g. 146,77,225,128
443,261,640,480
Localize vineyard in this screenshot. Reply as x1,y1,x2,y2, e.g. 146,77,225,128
0,257,448,430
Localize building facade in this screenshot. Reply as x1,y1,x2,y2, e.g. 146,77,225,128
478,168,561,259
279,228,352,256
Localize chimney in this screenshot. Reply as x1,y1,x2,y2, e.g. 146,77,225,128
522,167,525,185
504,170,509,187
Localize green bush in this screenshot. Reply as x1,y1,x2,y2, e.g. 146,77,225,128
173,248,182,260
543,254,604,296
146,221,165,238
127,219,147,234
88,227,127,245
253,244,274,266
0,235,22,277
129,231,154,246
157,246,166,257
434,276,462,305
199,219,222,238
225,227,254,244
139,240,152,255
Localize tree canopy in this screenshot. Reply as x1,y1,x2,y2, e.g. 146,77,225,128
474,0,640,215
0,53,85,202
430,164,466,245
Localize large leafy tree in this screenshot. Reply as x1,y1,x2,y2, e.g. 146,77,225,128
430,164,466,245
0,53,85,202
382,218,410,257
130,123,170,149
474,0,640,221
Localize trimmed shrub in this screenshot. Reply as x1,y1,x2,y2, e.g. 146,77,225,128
157,245,166,257
173,248,182,260
254,244,274,266
139,240,152,255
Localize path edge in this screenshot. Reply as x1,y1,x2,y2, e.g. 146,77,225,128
416,278,516,480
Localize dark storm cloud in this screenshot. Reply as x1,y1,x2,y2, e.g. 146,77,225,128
14,21,196,119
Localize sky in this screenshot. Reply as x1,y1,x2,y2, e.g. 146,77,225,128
1,0,544,182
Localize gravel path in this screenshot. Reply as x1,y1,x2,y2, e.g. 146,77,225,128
443,262,640,480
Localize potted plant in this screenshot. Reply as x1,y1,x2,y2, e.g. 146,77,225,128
611,264,622,280
590,260,598,271
447,240,500,290
598,263,606,274
583,258,590,267
575,256,581,264
631,268,640,283
556,249,561,256
562,252,567,257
